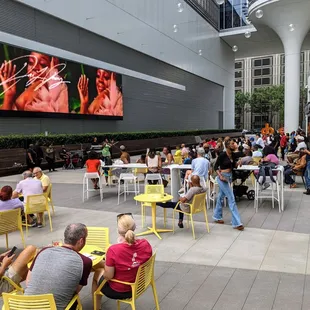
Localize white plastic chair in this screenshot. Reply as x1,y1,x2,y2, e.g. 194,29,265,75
254,173,280,212
118,173,139,205
144,174,163,185
208,175,228,209
83,172,103,202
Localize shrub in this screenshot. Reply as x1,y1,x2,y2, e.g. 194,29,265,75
0,129,239,149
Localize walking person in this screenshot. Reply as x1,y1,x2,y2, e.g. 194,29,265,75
213,139,244,231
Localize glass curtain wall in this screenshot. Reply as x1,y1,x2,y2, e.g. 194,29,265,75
220,0,248,29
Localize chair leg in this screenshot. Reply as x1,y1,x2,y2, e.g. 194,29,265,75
186,215,189,229
50,199,55,215
20,228,25,248
172,210,175,233
5,233,8,249
47,210,53,232
117,300,120,310
190,215,195,239
25,215,29,236
163,209,167,228
83,178,85,202
141,204,145,228
204,207,210,233
117,181,121,205
152,281,160,310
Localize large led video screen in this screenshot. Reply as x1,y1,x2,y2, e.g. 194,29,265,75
0,42,123,119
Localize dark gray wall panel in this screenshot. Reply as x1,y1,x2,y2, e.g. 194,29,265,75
0,0,223,135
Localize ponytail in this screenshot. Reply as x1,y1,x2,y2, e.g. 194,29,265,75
124,230,136,245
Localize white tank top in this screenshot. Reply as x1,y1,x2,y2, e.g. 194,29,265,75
147,155,159,168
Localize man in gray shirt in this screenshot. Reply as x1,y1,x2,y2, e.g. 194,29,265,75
157,175,206,228
25,223,92,310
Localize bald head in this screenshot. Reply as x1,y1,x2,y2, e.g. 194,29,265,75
191,175,201,186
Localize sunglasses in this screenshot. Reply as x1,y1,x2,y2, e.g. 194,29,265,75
117,213,133,221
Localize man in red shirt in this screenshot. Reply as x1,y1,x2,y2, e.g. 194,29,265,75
208,138,217,149
280,133,288,160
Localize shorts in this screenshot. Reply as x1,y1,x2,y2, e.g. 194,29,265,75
0,266,22,295
99,276,132,300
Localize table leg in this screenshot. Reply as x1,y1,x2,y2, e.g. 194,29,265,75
171,168,181,202
136,202,172,240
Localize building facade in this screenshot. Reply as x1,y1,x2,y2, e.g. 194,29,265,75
235,50,310,130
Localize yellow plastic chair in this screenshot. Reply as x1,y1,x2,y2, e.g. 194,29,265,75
142,185,166,228
173,192,209,239
1,276,24,295
86,227,110,252
94,253,159,310
24,194,53,235
2,293,82,310
0,209,25,249
45,184,55,215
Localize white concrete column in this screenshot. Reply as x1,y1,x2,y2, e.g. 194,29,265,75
283,44,301,133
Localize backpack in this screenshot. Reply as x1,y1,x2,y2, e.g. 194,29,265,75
256,162,277,185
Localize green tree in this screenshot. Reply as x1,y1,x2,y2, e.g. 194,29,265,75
235,91,250,129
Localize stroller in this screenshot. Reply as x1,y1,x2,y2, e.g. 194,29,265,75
232,169,255,201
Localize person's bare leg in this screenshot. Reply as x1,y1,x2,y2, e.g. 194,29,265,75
37,213,43,225
11,245,36,281
92,268,105,310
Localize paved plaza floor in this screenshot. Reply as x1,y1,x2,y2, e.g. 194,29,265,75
1,168,310,309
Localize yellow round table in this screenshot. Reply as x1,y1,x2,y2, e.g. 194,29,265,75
134,193,173,240
79,245,105,266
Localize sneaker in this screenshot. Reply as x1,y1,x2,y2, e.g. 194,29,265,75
262,183,270,190
304,189,310,195
178,222,184,229
178,187,184,194
30,221,37,227
37,223,43,228
234,225,245,231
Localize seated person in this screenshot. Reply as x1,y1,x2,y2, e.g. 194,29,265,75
136,154,146,164
33,167,50,193
146,149,162,184
174,145,183,164
252,144,263,159
0,186,24,211
287,136,307,163
284,150,306,188
92,215,152,310
157,175,206,228
237,145,253,166
262,145,279,165
181,144,188,159
25,223,93,310
120,145,130,164
0,246,36,296
85,151,101,189
59,145,70,168
12,170,43,227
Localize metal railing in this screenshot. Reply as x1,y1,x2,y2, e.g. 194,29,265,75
185,0,220,30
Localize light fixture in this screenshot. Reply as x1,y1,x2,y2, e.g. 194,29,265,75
198,49,202,56
289,23,295,32
177,2,184,13
216,0,225,5
255,9,263,19
232,45,238,52
245,31,251,39
173,24,178,32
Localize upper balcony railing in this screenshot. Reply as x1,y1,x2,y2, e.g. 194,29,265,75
185,0,220,30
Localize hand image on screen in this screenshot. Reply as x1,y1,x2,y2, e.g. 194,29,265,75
14,53,69,113
78,74,89,114
82,69,123,116
0,60,17,110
